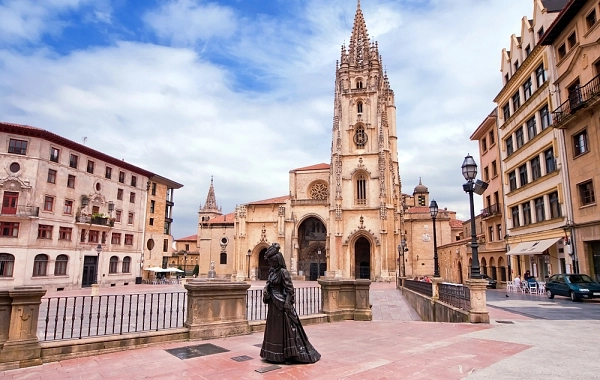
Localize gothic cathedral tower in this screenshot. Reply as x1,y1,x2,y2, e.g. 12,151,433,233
328,1,402,281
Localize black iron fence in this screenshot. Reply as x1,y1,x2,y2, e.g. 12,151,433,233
553,74,600,125
246,286,321,321
481,203,502,218
438,283,471,311
404,280,432,297
39,292,187,341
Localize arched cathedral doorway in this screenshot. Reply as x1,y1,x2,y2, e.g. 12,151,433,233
355,237,370,279
297,217,327,281
257,247,269,280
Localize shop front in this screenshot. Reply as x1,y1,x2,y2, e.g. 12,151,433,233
507,238,566,281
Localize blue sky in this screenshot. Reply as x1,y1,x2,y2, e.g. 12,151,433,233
0,0,532,238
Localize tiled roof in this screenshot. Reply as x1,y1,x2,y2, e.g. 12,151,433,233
176,234,197,241
449,219,464,228
203,212,235,224
247,195,290,205
293,163,330,171
405,206,431,214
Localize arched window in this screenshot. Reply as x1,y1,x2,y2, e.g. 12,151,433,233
0,253,15,277
354,125,367,149
357,101,363,113
54,254,68,276
109,256,119,273
122,256,131,273
357,80,363,89
220,252,227,265
356,173,367,205
33,254,48,276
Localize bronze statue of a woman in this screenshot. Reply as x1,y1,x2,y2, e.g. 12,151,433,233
260,243,321,364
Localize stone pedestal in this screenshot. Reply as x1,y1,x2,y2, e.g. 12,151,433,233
184,279,251,340
354,279,372,321
0,286,46,369
466,279,489,324
431,277,443,301
207,270,216,279
91,284,100,296
318,279,372,322
0,291,11,351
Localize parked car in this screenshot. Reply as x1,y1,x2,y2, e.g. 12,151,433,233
546,274,600,302
481,274,497,289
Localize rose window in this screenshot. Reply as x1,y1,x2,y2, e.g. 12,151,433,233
310,182,328,200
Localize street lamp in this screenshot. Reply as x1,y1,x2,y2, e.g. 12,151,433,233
183,251,187,277
429,200,440,278
317,249,322,280
462,154,488,279
95,243,102,284
247,249,252,280
397,239,406,277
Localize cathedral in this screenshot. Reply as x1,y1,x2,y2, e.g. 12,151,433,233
175,2,461,282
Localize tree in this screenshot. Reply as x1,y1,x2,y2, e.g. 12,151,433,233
193,264,199,277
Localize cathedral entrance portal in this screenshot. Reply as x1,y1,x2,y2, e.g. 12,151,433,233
258,247,269,280
298,217,327,281
355,237,370,279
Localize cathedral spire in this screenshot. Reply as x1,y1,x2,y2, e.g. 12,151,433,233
201,176,221,214
348,0,371,66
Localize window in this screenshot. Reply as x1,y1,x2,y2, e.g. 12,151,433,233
124,234,133,245
536,64,546,87
151,183,157,196
109,256,118,274
59,227,72,240
115,210,122,223
220,252,227,265
531,156,541,181
573,130,589,156
558,43,566,59
105,166,112,179
534,197,545,222
163,239,169,252
504,73,510,85
0,254,15,277
149,218,154,226
526,117,537,140
484,167,489,182
111,233,121,245
8,139,27,155
354,125,367,149
511,206,520,227
54,254,68,276
489,130,495,145
131,176,137,187
567,31,577,49
509,171,517,191
69,154,78,169
540,105,551,130
523,78,532,100
129,192,135,203
80,229,86,243
481,137,487,152
87,160,94,174
117,189,123,200
519,164,528,187
150,200,155,213
356,173,367,205
33,254,48,276
101,231,107,244
44,196,54,212
128,212,134,225
514,60,520,71
0,222,19,237
119,171,125,183
586,9,597,29
525,44,531,57
549,191,561,218
9,162,19,173
164,221,171,235
537,26,544,40
522,202,532,225
67,174,75,189
506,136,514,156
88,230,99,243
122,257,131,273
488,226,494,242
578,180,596,206
502,103,510,121
62,200,73,215
545,147,555,173
516,127,524,149
512,91,521,111
357,101,363,113
50,147,60,162
497,224,502,241
48,169,57,184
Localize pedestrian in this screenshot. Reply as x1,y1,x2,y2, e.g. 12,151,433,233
513,274,521,289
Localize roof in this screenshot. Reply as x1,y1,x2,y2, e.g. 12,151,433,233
406,206,431,214
539,0,584,45
470,108,497,140
176,234,197,241
247,195,291,205
449,219,464,228
541,0,571,13
202,212,235,224
292,163,330,172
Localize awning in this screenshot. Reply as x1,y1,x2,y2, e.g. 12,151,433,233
506,238,561,255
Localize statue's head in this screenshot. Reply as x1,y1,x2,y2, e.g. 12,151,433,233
264,243,286,269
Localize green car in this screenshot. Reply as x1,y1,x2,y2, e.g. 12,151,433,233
546,274,600,302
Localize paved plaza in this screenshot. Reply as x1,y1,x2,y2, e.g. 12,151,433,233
2,282,599,379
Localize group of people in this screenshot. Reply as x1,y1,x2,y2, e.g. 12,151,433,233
513,270,536,289
413,275,432,283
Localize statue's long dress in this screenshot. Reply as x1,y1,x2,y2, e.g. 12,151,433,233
260,267,321,363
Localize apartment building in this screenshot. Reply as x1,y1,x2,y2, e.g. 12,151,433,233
540,0,600,280
495,0,570,281
0,122,182,290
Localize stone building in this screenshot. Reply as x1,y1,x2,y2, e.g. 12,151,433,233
0,122,182,290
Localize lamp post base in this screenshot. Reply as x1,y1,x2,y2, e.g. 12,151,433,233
91,284,100,296
466,278,489,323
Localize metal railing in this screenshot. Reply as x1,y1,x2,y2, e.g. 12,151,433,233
481,203,502,218
0,205,39,217
246,286,321,321
404,280,432,297
75,215,114,226
39,292,187,341
438,283,471,311
553,74,600,125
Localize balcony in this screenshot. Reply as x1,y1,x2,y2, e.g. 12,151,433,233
553,74,600,127
75,215,115,227
0,205,39,217
481,203,502,219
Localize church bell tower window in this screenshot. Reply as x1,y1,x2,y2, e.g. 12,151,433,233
357,101,363,113
354,125,367,149
356,173,367,205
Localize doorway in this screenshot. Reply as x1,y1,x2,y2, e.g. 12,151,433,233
2,192,18,215
354,237,370,279
82,255,98,287
258,247,269,280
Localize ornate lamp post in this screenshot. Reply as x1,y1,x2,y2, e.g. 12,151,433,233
429,200,440,277
247,249,252,280
462,154,488,279
317,249,322,280
95,243,102,284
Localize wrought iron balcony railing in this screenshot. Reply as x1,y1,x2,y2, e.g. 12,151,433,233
75,215,115,227
481,203,502,218
553,74,600,126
